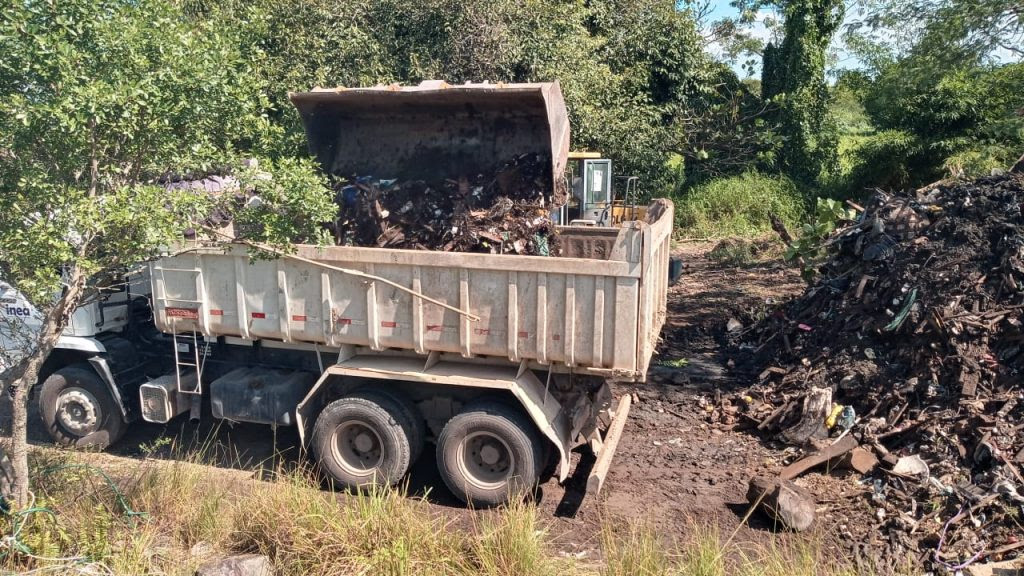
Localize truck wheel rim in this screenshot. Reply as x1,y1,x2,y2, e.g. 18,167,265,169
459,431,514,490
332,420,383,477
55,387,101,436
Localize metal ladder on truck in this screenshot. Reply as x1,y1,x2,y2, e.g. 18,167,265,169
152,264,207,397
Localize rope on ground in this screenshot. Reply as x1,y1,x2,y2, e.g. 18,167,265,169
39,463,146,518
0,463,144,574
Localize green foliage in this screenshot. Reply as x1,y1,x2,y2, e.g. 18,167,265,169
760,0,844,186
674,171,807,238
841,130,927,193
834,0,1024,193
194,0,730,195
0,0,334,306
232,157,335,247
845,0,1022,71
783,198,856,281
830,82,873,136
675,63,782,186
839,62,1024,190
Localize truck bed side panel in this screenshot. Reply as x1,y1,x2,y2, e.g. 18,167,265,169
151,203,672,379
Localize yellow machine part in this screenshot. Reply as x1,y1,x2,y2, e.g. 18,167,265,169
608,202,648,225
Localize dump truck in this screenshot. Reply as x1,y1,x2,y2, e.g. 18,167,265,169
7,81,672,506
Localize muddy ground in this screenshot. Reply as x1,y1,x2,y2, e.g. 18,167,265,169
3,242,824,561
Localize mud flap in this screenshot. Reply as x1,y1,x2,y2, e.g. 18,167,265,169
513,363,573,483
87,356,131,421
295,371,333,448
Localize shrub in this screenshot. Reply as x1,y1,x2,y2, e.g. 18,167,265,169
673,171,806,238
836,130,927,196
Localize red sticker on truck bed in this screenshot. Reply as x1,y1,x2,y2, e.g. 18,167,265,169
251,312,266,319
166,307,199,319
209,309,223,316
381,321,397,328
291,315,307,322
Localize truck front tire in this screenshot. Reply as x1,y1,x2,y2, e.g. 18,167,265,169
436,399,543,507
39,364,126,449
311,389,420,489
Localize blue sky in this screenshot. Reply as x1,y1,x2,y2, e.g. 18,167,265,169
699,1,1020,78
698,1,859,78
700,1,782,78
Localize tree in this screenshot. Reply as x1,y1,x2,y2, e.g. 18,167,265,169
847,0,1023,71
758,0,844,185
0,0,334,507
208,0,721,195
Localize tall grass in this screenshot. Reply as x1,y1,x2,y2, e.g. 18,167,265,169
2,447,870,576
674,171,807,238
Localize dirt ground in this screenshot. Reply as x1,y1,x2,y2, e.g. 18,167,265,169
2,241,818,560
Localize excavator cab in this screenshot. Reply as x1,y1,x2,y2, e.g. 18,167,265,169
561,152,648,226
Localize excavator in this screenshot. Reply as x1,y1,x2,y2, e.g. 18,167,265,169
559,151,647,227
559,151,683,283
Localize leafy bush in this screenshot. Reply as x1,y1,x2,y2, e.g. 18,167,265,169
840,130,928,194
674,171,807,238
853,62,1024,188
783,198,857,281
943,144,1022,177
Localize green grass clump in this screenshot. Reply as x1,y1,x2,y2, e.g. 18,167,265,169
706,237,783,267
3,446,877,576
601,521,674,576
674,171,807,238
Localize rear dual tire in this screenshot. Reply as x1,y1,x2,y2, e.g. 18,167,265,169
311,389,425,489
310,391,545,507
436,399,544,507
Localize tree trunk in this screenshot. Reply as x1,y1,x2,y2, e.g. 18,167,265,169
8,265,89,507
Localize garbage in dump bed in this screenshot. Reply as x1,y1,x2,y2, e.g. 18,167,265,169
291,81,572,256
326,153,561,255
729,173,1024,572
168,83,578,255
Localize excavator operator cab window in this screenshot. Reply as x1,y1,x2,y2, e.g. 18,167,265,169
583,159,612,208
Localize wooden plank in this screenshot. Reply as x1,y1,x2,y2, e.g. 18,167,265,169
587,394,632,495
780,435,859,480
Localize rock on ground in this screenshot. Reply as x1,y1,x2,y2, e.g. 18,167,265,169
746,476,816,532
196,554,273,576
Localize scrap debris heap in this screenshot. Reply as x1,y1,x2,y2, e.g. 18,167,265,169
733,173,1024,572
325,153,563,255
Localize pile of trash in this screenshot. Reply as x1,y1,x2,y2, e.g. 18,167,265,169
732,174,1024,572
325,153,563,255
